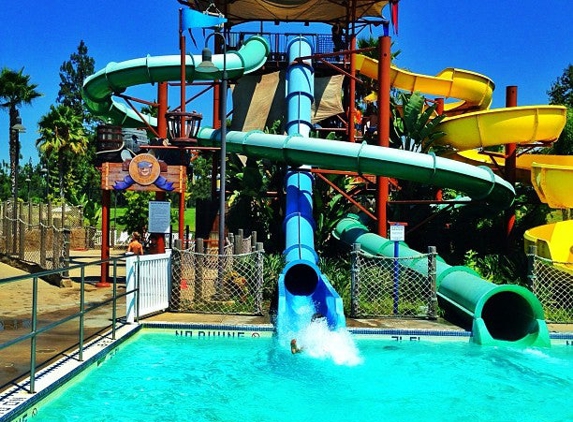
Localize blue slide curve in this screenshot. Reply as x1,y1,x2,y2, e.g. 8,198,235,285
276,37,346,336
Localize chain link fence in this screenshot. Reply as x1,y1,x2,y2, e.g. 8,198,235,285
170,232,265,315
0,201,86,271
350,246,438,319
530,248,573,323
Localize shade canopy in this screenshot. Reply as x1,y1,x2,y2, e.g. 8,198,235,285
190,0,389,26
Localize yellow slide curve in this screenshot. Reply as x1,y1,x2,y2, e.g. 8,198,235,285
355,54,572,272
525,164,573,274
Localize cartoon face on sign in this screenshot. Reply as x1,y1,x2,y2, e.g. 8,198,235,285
113,153,175,191
129,154,161,186
138,160,153,177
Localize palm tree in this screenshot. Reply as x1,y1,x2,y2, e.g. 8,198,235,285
391,91,446,153
0,67,42,197
37,104,88,201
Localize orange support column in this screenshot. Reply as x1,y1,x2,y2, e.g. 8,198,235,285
158,82,168,138
505,86,517,244
156,82,168,253
376,34,391,237
348,11,357,142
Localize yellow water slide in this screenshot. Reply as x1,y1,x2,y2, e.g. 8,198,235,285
355,54,572,273
355,54,567,151
524,164,573,274
437,106,567,150
355,55,494,112
524,219,573,274
456,151,573,184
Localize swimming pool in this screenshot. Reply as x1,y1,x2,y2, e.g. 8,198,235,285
19,327,573,422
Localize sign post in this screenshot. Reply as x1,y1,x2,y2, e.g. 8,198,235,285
148,201,171,253
389,222,406,315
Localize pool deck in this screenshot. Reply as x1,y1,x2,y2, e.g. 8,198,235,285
141,311,466,331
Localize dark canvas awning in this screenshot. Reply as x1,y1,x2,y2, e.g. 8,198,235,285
188,0,389,26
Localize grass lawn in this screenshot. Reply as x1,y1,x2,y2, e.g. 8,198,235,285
106,207,196,232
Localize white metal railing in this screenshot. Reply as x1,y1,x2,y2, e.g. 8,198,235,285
125,251,172,322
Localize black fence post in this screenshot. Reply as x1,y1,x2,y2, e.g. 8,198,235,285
427,246,438,320
350,242,361,318
527,245,537,291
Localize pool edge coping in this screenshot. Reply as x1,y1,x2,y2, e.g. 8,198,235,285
0,324,140,422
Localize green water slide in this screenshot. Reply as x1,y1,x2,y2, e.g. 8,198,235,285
196,128,515,209
82,35,270,127
332,213,550,347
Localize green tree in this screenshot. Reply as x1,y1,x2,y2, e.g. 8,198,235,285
549,108,573,156
226,154,285,253
0,67,42,197
57,40,96,124
391,91,446,152
116,191,154,234
37,104,88,201
547,65,573,155
547,64,573,108
55,41,101,207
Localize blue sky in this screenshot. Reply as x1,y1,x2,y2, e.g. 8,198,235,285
1,0,572,166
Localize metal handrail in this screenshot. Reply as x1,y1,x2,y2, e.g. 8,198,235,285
227,31,337,61
0,256,131,394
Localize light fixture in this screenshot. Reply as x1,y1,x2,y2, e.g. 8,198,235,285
11,116,26,133
195,48,219,74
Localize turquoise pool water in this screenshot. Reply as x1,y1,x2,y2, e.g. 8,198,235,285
34,330,573,422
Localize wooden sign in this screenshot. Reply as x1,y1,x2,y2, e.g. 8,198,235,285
100,154,186,193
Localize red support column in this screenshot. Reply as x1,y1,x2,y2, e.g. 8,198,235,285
97,189,111,287
505,86,517,245
158,82,168,138
156,82,168,253
348,10,357,142
376,35,391,237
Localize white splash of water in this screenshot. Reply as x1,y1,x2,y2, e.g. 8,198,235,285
299,317,363,366
281,312,363,366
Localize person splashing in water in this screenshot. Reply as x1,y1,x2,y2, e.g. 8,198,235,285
290,339,303,354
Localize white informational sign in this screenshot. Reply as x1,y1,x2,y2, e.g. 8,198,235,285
148,201,171,234
389,224,405,242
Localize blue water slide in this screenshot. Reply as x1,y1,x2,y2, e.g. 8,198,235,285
276,37,346,336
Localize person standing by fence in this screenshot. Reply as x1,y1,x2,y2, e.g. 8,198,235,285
331,19,345,60
127,232,144,255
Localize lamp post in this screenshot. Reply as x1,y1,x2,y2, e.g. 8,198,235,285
196,31,228,259
196,30,228,298
25,177,31,203
40,167,49,199
11,117,26,254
